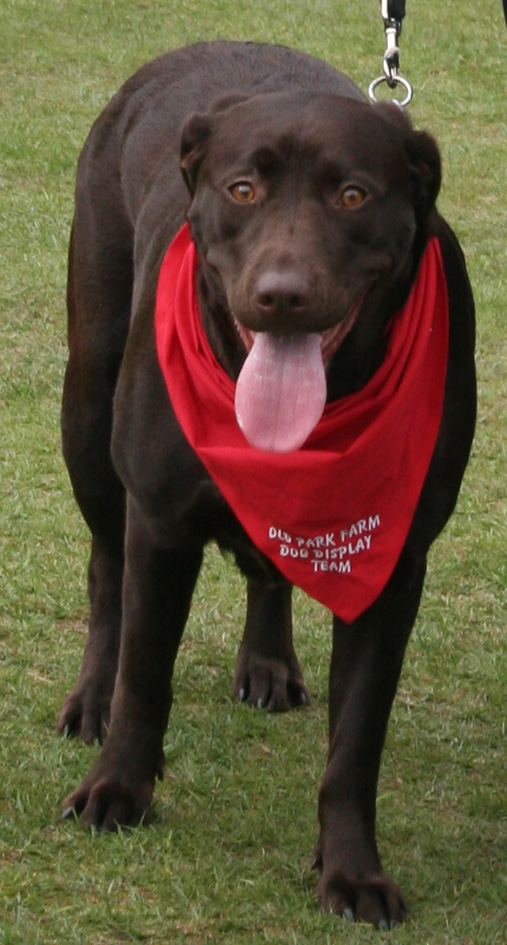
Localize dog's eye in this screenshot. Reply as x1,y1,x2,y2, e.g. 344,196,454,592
339,186,367,209
229,182,256,204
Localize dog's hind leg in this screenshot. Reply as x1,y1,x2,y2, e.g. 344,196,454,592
233,578,310,711
59,205,132,744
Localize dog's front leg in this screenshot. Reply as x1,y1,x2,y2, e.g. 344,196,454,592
62,499,203,831
315,550,427,928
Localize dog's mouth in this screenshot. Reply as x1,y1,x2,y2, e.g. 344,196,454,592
233,296,364,453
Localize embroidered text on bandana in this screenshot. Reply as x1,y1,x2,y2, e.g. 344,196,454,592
155,225,448,623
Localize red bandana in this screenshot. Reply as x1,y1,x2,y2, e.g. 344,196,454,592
155,225,448,623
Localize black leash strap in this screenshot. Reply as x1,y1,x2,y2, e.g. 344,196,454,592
369,0,413,107
387,1,406,22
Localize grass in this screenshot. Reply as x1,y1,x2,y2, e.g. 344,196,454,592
0,1,506,942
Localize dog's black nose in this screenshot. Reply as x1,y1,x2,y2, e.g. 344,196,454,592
255,270,310,321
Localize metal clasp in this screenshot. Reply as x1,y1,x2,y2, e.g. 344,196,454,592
368,0,413,107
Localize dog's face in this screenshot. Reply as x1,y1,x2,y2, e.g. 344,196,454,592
181,92,440,342
180,91,441,451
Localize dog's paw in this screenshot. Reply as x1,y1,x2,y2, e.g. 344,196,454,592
61,763,155,832
233,652,310,711
58,681,113,745
316,867,407,929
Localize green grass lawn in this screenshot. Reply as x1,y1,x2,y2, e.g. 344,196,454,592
0,1,505,942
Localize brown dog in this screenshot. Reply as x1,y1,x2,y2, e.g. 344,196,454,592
59,42,476,928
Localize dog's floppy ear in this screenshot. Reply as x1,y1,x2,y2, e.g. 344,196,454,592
180,95,250,195
180,113,213,195
404,126,442,218
374,103,442,218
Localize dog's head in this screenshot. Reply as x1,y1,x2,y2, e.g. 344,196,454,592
179,92,441,451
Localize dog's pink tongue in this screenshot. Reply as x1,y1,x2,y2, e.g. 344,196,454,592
235,332,327,453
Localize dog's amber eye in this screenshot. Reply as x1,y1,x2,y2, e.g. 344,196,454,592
340,186,367,209
229,181,256,204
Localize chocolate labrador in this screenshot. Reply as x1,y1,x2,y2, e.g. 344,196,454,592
59,42,476,928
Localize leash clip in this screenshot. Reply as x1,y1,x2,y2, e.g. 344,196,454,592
368,0,413,108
